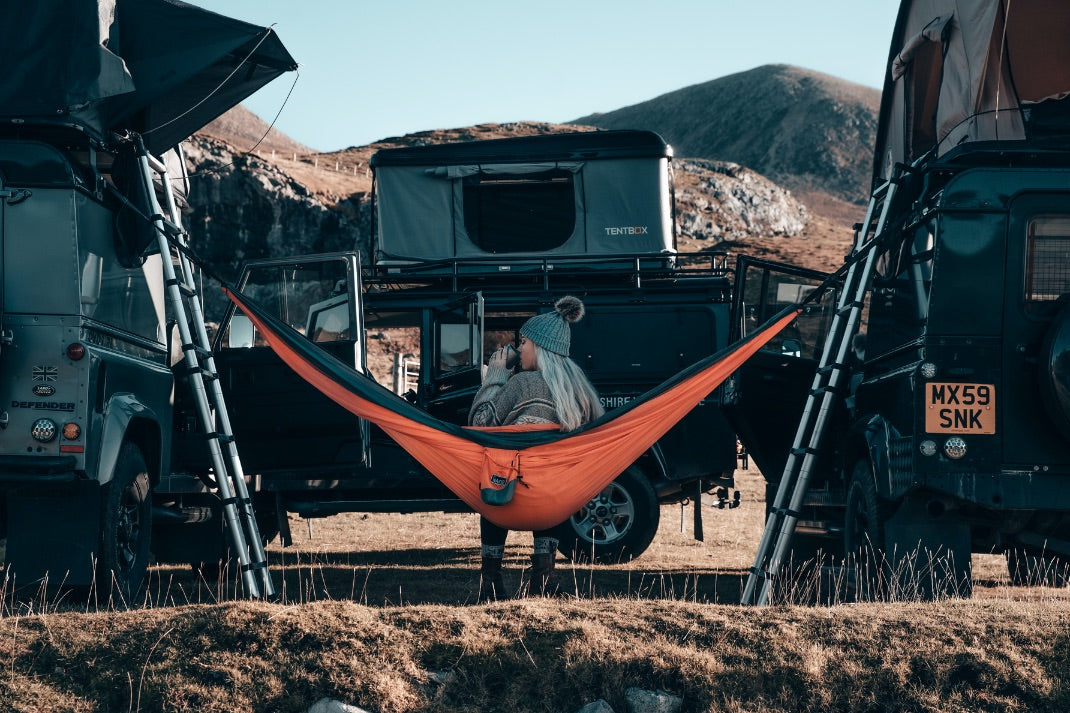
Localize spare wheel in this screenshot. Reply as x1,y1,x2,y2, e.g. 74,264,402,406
1038,302,1070,440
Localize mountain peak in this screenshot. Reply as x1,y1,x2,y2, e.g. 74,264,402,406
200,105,313,157
571,64,880,202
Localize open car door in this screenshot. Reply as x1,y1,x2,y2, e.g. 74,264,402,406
209,253,371,472
723,257,839,479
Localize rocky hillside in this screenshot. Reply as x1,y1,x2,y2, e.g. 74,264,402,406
572,64,880,204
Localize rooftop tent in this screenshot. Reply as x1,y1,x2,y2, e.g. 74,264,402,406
873,0,1070,184
370,131,676,270
0,0,296,154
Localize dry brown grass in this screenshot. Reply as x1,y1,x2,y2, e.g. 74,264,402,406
3,468,1070,711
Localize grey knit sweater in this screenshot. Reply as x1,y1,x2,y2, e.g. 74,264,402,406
468,366,558,427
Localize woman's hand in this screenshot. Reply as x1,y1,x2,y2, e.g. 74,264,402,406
488,346,511,369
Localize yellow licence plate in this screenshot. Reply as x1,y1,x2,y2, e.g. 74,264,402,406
924,382,996,434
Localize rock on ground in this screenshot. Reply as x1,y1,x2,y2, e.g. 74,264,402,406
306,698,370,713
575,700,616,713
625,687,684,713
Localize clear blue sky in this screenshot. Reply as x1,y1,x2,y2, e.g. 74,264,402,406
194,1,901,153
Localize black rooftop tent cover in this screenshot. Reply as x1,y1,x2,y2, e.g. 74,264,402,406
873,0,1070,186
369,130,673,167
0,0,297,154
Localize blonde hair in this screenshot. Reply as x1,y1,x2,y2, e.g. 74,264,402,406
533,344,604,431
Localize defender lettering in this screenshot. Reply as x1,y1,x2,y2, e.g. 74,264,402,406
10,400,75,411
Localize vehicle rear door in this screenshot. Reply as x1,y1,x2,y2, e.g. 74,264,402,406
1002,191,1070,465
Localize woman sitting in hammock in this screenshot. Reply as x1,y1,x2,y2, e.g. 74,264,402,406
469,295,604,600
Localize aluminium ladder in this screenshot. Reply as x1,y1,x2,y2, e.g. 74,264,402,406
134,137,275,599
741,171,903,606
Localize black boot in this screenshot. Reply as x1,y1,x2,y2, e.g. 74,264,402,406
478,556,505,602
529,553,561,596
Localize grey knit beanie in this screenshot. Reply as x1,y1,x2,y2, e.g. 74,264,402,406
520,296,585,356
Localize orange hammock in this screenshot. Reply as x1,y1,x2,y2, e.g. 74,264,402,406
225,288,798,531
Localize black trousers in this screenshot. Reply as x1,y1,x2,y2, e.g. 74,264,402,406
479,516,556,548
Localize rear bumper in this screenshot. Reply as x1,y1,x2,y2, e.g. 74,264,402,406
0,455,79,486
921,469,1070,511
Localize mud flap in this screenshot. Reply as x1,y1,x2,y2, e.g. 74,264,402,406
6,481,100,587
693,479,704,542
883,494,971,598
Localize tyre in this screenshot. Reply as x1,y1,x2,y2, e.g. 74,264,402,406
553,466,659,564
1038,302,1070,440
1005,547,1070,587
843,459,889,599
98,442,152,600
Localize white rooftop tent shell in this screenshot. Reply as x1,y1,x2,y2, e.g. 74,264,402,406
874,0,1070,184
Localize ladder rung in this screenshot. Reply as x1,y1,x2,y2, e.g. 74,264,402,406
816,363,848,376
151,213,184,237
144,152,167,174
836,301,864,317
772,506,803,518
181,343,212,359
790,446,821,457
242,560,270,573
205,432,235,444
174,363,217,381
166,277,198,298
809,384,845,397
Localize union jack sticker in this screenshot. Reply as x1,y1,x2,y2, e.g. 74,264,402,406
32,366,58,382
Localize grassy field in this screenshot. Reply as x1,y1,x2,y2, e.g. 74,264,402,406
3,468,1070,712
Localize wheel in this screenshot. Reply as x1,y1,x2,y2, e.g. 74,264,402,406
553,466,659,564
843,459,889,599
1005,547,1070,587
252,493,281,545
1038,302,1070,440
98,442,152,599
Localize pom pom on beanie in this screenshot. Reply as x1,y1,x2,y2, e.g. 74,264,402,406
520,295,586,356
554,296,584,324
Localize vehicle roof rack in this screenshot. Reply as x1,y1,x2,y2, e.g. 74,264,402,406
366,251,732,293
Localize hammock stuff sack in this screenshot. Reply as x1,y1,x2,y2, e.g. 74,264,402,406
225,287,799,531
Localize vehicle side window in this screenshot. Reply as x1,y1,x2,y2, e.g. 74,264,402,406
364,309,421,393
222,260,350,347
438,322,477,372
739,269,834,360
1025,214,1070,306
79,239,162,342
0,140,74,186
307,295,350,343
